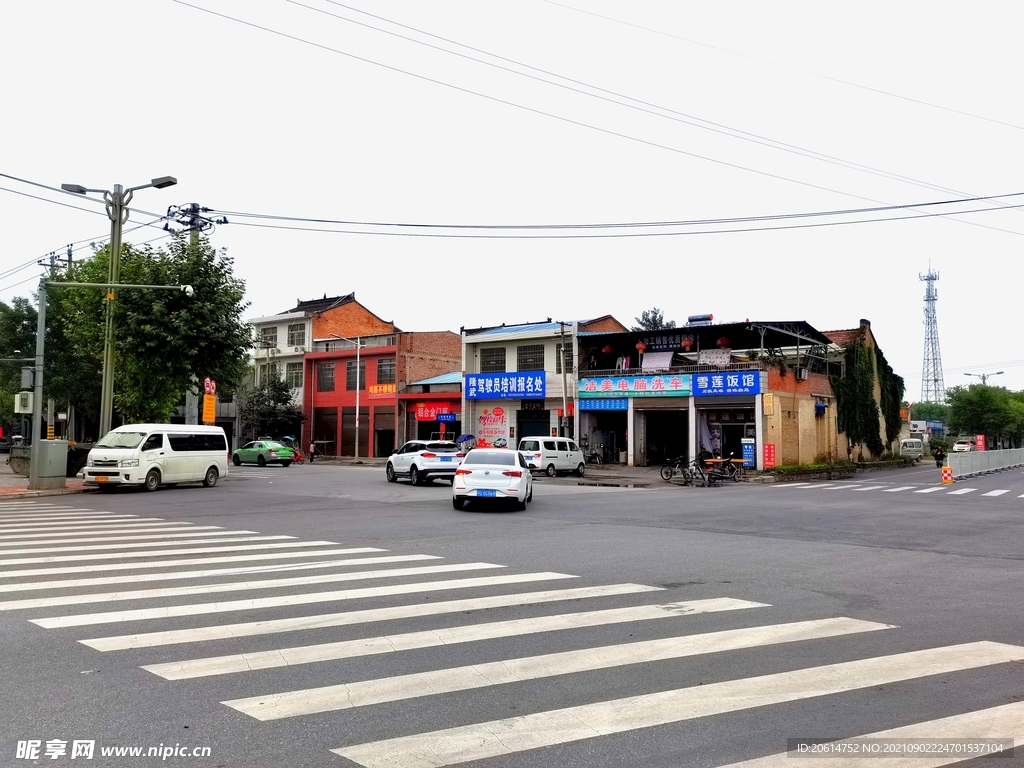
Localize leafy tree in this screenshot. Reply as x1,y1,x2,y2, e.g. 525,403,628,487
237,375,304,439
0,298,37,435
632,308,676,331
42,234,252,429
910,401,949,423
946,385,1022,446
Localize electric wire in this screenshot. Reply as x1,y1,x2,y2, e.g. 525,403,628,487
0,185,109,218
207,191,1024,231
544,0,1024,133
306,0,1021,218
0,172,109,204
220,199,1024,239
174,2,1024,238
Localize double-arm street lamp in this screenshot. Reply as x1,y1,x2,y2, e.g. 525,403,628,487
329,334,366,458
60,176,177,438
964,371,1004,385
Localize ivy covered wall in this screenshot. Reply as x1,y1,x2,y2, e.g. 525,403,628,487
829,331,905,457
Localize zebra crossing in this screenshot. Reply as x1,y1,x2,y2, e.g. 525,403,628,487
2,498,1022,766
774,481,1024,498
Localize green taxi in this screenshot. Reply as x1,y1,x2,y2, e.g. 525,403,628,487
231,440,295,467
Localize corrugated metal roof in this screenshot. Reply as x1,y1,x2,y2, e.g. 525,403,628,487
469,322,564,336
409,371,463,386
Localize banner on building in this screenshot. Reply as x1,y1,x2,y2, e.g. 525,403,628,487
579,374,690,398
415,402,454,421
693,371,760,396
466,372,546,400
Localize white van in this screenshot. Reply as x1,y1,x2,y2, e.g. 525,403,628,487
518,436,586,477
84,424,228,492
898,438,923,462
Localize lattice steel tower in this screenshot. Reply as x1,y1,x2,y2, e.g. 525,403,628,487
919,267,945,401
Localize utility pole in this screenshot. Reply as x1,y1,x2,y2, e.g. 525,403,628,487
559,322,569,437
61,176,177,438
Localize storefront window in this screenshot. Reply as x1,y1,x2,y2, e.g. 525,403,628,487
480,347,506,373
377,357,396,384
317,362,335,392
517,344,545,371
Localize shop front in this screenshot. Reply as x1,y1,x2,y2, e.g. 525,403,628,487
464,372,547,448
691,370,764,468
412,399,461,441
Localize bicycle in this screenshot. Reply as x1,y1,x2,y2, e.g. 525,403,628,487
660,456,686,482
585,443,604,465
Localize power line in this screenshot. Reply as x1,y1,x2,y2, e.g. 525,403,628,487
304,0,1023,219
544,1,1024,134
208,191,1024,231
220,199,1024,239
0,185,109,217
173,2,1024,238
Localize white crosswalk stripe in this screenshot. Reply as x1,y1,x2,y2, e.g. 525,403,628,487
0,529,258,546
882,486,916,492
0,539,339,566
0,534,293,557
981,489,1011,497
850,485,888,491
144,598,768,680
226,617,893,721
0,546,385,579
946,487,977,495
915,487,946,493
332,642,1024,768
0,525,223,541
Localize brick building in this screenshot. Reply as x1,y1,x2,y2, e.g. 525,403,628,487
297,293,461,457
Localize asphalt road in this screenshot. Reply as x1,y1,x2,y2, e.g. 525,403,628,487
1,462,1022,767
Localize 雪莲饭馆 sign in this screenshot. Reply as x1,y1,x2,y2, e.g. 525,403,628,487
692,371,761,396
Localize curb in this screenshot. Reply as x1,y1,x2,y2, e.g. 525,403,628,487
0,486,89,500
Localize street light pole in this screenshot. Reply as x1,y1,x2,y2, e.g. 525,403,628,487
61,176,176,438
964,371,1004,385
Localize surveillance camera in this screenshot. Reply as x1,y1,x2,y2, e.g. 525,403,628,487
182,285,194,298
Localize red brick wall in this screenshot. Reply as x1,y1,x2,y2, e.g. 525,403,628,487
767,368,833,396
397,331,462,388
580,316,628,333
312,301,397,339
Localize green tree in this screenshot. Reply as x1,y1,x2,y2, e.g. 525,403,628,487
0,298,37,436
237,375,304,439
830,340,883,455
910,401,949,423
45,234,252,428
946,385,1019,446
632,308,676,331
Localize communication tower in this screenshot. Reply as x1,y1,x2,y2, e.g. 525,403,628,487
919,267,945,402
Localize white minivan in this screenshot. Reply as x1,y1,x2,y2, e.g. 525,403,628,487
83,424,229,492
898,438,923,462
518,436,586,477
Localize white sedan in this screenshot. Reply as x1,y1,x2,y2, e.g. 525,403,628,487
452,449,534,510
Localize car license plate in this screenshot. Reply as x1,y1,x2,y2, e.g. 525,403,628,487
96,476,108,483
477,489,496,497
441,456,452,462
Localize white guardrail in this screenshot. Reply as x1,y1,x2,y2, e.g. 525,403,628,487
947,448,1024,479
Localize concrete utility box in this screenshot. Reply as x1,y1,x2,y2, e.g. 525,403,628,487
32,440,68,489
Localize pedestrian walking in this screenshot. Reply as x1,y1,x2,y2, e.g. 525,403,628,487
309,441,315,464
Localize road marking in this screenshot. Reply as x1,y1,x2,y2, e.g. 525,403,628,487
0,535,293,557
797,484,835,489
0,554,439,594
0,562,504,611
145,598,769,680
914,487,946,493
981,489,1010,497
333,641,1024,768
773,483,810,488
81,583,665,651
0,547,384,579
0,530,258,547
882,486,916,492
0,526,225,541
825,485,866,491
0,519,173,532
850,485,888,491
0,539,339,567
0,512,136,522
946,488,977,495
32,572,579,628
720,701,1024,767
231,617,893,721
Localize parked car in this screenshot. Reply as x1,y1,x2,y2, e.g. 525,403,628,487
386,440,463,485
452,448,533,510
232,440,295,467
898,439,923,462
83,424,228,492
952,439,975,452
517,436,586,477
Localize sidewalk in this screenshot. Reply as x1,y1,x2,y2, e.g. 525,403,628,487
0,457,87,499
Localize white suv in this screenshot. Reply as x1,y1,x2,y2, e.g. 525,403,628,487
518,437,586,477
386,441,464,485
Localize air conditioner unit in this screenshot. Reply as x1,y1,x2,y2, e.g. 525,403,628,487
270,348,278,356
293,346,305,353
796,367,809,381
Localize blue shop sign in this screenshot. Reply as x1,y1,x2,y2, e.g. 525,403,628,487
466,372,546,400
693,370,760,396
579,398,629,411
437,413,457,422
741,438,756,467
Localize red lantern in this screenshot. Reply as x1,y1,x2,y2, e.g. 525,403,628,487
602,345,613,354
716,337,730,348
635,341,647,353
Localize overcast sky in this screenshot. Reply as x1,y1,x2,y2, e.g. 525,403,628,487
3,1,1022,397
